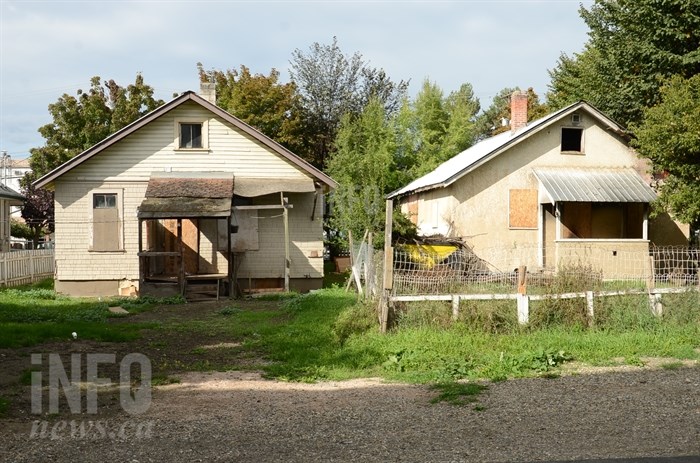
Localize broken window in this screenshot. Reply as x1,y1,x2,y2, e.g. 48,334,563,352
561,127,583,153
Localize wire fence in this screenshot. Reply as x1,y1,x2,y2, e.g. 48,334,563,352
391,243,700,296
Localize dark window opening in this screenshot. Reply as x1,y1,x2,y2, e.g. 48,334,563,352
561,127,583,152
180,123,202,149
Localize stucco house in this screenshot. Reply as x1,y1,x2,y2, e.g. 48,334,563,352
0,184,24,252
389,91,688,277
34,85,336,298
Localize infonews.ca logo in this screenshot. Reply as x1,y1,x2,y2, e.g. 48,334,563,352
29,353,154,440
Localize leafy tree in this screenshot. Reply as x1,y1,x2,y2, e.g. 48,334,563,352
10,218,33,241
25,74,163,241
547,46,609,111
197,64,305,156
441,83,481,161
395,80,481,179
289,37,408,168
547,0,700,126
476,87,548,139
29,74,163,178
326,97,398,244
19,180,54,246
632,75,700,225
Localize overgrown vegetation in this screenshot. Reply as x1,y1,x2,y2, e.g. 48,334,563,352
206,287,700,384
3,281,698,391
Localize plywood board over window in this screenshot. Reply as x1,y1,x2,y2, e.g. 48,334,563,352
509,189,538,229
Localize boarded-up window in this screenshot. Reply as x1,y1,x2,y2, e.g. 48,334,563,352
229,209,259,251
509,189,538,229
92,193,121,251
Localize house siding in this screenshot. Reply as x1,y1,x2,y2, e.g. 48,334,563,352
235,192,324,280
61,102,310,182
52,100,327,295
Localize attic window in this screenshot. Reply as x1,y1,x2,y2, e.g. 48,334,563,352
180,123,202,148
561,127,584,153
175,119,208,151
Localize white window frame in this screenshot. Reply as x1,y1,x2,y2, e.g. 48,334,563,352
88,188,124,252
174,118,209,151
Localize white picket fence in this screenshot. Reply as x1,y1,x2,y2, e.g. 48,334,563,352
0,249,55,287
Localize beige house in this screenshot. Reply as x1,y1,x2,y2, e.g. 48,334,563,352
0,184,24,252
389,92,688,277
35,87,336,298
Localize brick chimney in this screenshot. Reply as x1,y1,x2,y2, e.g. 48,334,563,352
510,90,528,133
200,82,216,104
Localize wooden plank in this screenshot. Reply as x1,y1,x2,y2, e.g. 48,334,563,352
233,205,292,210
380,199,394,333
283,194,290,292
509,189,538,229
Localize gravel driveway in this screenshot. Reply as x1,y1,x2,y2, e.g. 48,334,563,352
2,366,699,463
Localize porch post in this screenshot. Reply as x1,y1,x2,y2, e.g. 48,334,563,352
177,219,184,296
537,203,544,267
227,215,233,298
555,202,562,270
555,202,562,240
282,194,290,292
643,205,649,241
138,218,144,287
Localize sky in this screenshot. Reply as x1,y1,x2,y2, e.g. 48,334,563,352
0,0,593,160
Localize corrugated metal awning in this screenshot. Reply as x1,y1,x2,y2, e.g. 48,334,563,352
138,197,232,219
233,177,316,197
533,167,657,204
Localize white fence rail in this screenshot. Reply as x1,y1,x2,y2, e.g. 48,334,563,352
0,249,55,287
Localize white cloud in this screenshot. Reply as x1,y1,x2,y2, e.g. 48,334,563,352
0,0,591,156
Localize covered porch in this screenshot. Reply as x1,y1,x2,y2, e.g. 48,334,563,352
534,167,657,280
137,174,234,300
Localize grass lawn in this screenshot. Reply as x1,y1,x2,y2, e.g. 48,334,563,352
0,279,169,348
0,280,698,417
217,287,700,383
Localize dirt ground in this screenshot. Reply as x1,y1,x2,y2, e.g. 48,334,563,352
1,300,699,463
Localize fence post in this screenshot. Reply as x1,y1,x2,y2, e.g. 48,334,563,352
30,252,36,283
517,294,529,324
647,255,655,290
452,295,460,321
586,291,595,326
516,265,528,324
367,232,374,297
1,251,6,287
379,199,394,333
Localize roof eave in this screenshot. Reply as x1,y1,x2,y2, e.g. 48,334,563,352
34,92,338,191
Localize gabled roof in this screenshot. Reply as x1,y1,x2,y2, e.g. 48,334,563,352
388,101,628,199
0,183,24,203
34,91,337,191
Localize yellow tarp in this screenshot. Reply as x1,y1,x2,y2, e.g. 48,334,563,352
404,244,459,269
